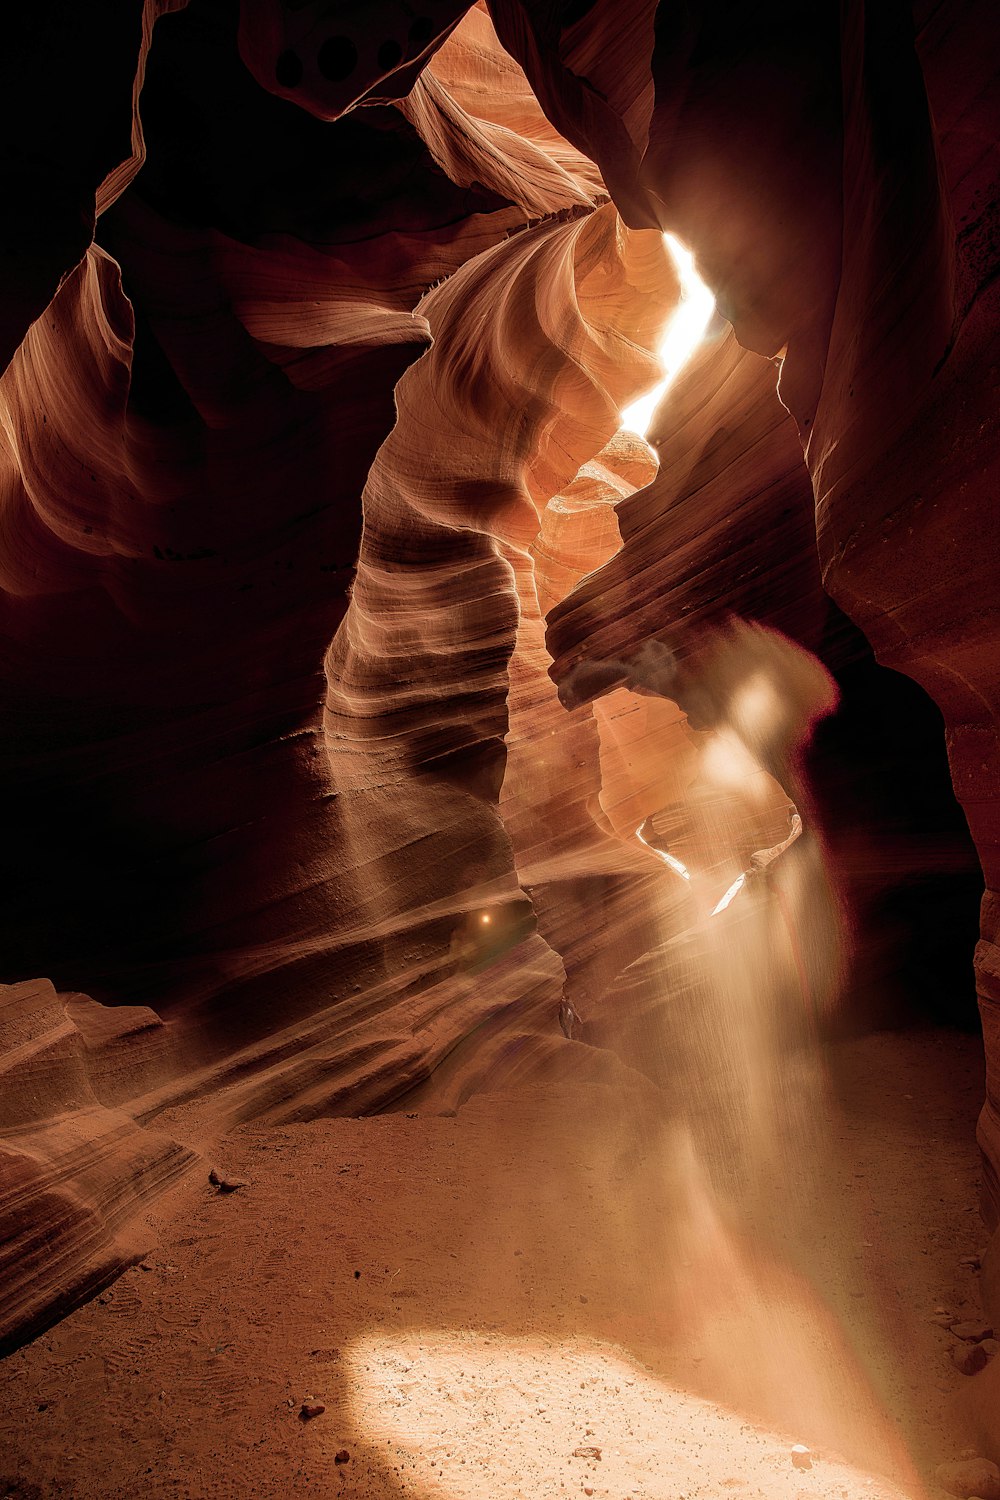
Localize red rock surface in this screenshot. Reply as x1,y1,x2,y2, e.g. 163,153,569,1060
545,0,1000,1214
0,0,998,1358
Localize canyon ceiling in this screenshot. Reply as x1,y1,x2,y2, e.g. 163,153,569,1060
0,0,997,1355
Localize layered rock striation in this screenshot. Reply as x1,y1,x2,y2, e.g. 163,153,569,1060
0,0,997,1350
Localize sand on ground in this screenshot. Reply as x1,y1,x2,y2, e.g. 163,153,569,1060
0,1028,991,1500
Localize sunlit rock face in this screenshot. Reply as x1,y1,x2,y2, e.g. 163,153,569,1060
543,0,1000,1214
0,0,997,1350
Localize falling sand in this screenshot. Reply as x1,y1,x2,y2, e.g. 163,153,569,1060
2,622,992,1499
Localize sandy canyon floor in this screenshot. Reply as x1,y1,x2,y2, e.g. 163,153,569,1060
0,1027,993,1500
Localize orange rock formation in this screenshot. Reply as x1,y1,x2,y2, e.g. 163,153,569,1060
0,0,997,1353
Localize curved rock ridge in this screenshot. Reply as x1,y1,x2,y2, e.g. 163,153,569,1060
0,0,606,1002
544,329,840,936
397,56,603,222
237,0,475,122
428,3,606,204
804,0,1000,1224
487,0,661,230
0,4,680,1350
96,0,192,218
537,0,998,1214
0,0,150,377
1,0,998,1352
0,979,195,1359
505,428,661,889
537,348,848,1166
322,203,675,1103
546,326,829,681
0,2,683,1362
502,430,690,1027
487,0,844,423
683,5,998,1214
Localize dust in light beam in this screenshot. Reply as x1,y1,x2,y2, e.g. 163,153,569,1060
620,234,716,438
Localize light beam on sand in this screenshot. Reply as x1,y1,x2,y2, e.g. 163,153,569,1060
620,234,716,438
346,1332,918,1499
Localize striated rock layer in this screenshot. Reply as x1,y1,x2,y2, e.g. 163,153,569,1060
0,979,195,1356
0,0,998,1349
321,203,675,1103
0,1,677,1348
543,0,999,1218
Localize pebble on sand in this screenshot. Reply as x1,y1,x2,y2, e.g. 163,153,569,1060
935,1456,1000,1500
951,1321,994,1342
208,1169,248,1194
952,1343,989,1376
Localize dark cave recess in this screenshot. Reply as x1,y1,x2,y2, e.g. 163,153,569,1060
806,604,982,1033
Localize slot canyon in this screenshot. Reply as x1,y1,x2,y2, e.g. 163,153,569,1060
1,0,999,1495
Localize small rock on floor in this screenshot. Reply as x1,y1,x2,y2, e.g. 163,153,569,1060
952,1321,994,1342
953,1344,989,1376
935,1456,1000,1500
208,1169,248,1193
